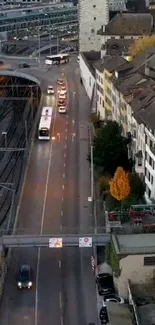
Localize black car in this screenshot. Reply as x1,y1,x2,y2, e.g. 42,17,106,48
96,273,115,296
17,264,33,289
58,99,65,106
57,79,64,85
99,307,109,324
19,63,30,68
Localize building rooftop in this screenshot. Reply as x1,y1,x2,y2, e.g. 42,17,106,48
106,302,133,325
112,233,155,254
102,38,133,56
80,51,100,77
98,13,153,36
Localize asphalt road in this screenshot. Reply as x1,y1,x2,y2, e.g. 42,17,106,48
0,57,98,325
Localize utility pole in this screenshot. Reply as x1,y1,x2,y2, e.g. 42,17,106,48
57,36,59,54
38,28,41,65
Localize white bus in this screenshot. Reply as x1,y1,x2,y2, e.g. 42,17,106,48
45,54,69,65
38,106,53,140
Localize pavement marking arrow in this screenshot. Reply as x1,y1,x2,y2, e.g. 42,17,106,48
72,119,75,126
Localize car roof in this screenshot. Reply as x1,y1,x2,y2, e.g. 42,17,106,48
59,106,65,109
20,264,31,271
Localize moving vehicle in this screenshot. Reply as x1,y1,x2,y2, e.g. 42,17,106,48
59,93,66,100
96,273,115,296
38,106,53,140
17,265,33,289
58,99,66,106
18,62,30,68
47,85,54,95
59,86,67,94
45,54,69,65
103,294,124,305
57,79,64,85
58,106,67,114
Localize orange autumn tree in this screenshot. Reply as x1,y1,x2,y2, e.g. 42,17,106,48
109,167,130,201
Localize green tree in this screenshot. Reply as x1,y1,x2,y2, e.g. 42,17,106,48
89,113,101,129
128,172,145,200
88,121,132,175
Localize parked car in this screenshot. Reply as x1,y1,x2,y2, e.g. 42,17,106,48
99,307,109,324
16,264,33,289
19,63,30,68
57,79,64,85
103,294,124,305
96,273,115,296
58,99,66,106
59,93,66,100
58,106,67,114
59,86,67,94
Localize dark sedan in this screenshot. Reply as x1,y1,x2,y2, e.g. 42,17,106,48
17,264,33,289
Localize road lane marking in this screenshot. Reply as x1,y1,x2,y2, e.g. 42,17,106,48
64,163,66,167
62,197,64,202
60,224,62,231
63,173,65,178
62,184,64,190
64,153,66,158
65,136,67,140
59,260,61,268
66,121,68,124
61,316,63,325
65,144,67,149
59,292,62,309
35,94,57,325
61,210,63,216
65,128,67,132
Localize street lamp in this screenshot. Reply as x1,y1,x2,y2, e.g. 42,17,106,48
2,131,7,149
88,145,94,202
38,28,41,65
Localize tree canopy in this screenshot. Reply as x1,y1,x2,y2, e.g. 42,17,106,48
110,167,130,201
90,120,132,175
129,35,155,57
128,173,145,200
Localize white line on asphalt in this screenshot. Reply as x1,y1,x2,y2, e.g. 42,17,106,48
65,144,67,149
64,163,66,167
63,173,65,178
60,224,62,231
66,121,68,124
59,260,61,268
64,153,66,158
65,128,67,132
59,292,62,309
35,98,57,325
60,316,63,325
61,210,63,216
62,197,64,202
65,136,67,140
62,184,65,190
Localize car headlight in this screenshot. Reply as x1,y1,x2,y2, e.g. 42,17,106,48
18,282,22,286
28,282,32,286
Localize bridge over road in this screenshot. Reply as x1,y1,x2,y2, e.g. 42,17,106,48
0,233,110,248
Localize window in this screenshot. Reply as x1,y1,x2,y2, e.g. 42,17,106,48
101,78,103,84
144,256,155,266
151,175,153,185
102,100,104,107
94,17,96,20
91,29,95,34
93,4,96,7
105,96,111,107
149,156,152,166
150,139,153,148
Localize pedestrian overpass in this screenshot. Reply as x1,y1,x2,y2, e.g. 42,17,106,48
0,233,110,248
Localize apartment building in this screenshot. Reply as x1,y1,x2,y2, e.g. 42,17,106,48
93,47,155,202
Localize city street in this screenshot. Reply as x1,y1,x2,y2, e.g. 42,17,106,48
0,57,98,325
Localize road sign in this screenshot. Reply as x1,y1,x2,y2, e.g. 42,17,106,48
79,237,92,247
49,238,62,248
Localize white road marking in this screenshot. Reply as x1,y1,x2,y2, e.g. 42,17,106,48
65,144,67,149
59,292,62,308
63,173,65,178
62,184,65,190
66,121,68,124
65,136,67,140
60,224,62,231
60,316,63,325
64,163,66,167
59,260,61,268
64,153,66,158
62,197,64,202
35,99,57,325
61,210,63,216
65,128,67,132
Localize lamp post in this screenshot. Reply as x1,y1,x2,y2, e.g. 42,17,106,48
38,28,41,65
